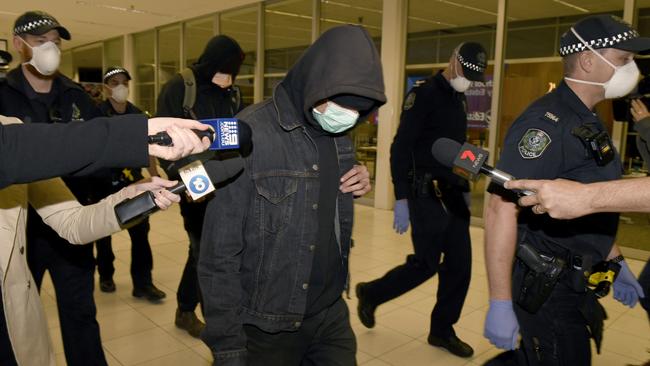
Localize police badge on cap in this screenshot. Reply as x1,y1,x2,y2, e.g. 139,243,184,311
559,14,650,56
13,11,71,40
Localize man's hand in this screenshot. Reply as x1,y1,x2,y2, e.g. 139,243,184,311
484,300,520,350
340,165,371,197
123,176,181,210
147,117,211,161
630,99,650,123
393,199,409,234
613,260,646,308
505,179,595,219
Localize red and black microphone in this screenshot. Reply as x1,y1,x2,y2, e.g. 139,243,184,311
431,138,533,196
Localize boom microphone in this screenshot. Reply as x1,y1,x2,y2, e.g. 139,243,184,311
431,138,532,196
114,157,245,226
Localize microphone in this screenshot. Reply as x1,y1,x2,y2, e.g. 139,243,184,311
148,129,215,146
431,138,533,196
159,119,252,178
114,157,245,226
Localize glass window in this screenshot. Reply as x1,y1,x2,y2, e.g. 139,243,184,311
320,0,382,202
133,30,156,115
158,25,181,96
221,6,258,107
104,37,124,70
264,0,313,99
406,0,498,218
185,16,215,67
72,45,103,104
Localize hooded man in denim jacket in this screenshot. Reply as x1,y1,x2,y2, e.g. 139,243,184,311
198,25,386,366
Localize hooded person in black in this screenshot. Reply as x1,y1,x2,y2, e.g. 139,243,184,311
156,34,245,338
198,25,385,366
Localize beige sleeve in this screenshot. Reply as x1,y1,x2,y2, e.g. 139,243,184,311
28,178,129,244
0,115,23,125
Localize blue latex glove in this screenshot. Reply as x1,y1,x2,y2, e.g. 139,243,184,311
484,300,520,350
393,199,409,234
613,260,645,308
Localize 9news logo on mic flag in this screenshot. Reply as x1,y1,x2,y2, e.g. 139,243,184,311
452,143,488,181
200,118,240,151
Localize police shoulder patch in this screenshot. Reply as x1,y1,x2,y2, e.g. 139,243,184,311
404,91,416,110
518,128,552,159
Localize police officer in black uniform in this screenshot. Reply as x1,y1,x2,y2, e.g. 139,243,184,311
0,10,109,366
484,14,650,366
94,67,166,301
156,34,245,338
356,42,487,358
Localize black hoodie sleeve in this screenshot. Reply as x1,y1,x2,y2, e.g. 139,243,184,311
0,115,148,188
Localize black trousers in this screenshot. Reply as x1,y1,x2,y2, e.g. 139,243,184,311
0,284,18,366
510,260,592,366
177,199,209,312
639,258,650,319
27,230,107,366
245,297,356,366
362,187,472,338
95,219,153,288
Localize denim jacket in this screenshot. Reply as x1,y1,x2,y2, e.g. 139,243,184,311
197,84,355,364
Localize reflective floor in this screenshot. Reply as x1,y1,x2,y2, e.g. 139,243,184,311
39,204,649,365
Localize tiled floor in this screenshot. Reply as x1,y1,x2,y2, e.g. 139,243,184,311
40,204,650,365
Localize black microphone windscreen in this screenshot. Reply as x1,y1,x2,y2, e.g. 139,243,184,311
431,138,461,168
203,156,245,184
237,119,252,148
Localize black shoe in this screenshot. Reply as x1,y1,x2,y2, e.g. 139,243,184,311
356,282,376,328
428,334,474,358
132,284,166,302
99,278,116,293
175,308,205,338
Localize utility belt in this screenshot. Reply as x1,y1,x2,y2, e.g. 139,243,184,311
515,242,616,352
409,172,459,199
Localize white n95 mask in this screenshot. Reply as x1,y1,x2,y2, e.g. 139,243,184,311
110,85,129,104
21,38,61,76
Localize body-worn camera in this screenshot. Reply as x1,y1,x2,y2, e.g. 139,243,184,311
572,124,615,166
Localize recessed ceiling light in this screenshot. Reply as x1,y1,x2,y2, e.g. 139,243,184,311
75,1,176,18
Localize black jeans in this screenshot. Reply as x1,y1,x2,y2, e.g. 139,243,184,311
362,187,472,338
27,229,107,366
245,297,356,366
177,199,208,312
639,258,650,319
95,219,153,288
0,284,18,366
511,261,591,366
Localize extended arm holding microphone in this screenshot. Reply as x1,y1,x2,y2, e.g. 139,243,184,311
0,114,210,189
115,157,245,226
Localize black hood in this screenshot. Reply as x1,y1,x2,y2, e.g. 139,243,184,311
193,35,244,82
279,25,386,127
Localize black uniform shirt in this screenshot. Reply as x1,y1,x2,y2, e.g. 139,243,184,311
495,81,622,263
390,71,468,200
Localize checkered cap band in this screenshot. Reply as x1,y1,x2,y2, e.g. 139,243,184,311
104,68,127,79
559,29,640,56
13,18,57,35
457,54,485,73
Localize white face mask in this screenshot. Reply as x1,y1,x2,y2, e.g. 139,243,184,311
449,53,472,93
312,101,360,134
212,72,233,88
110,84,129,104
20,38,61,76
564,27,640,99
